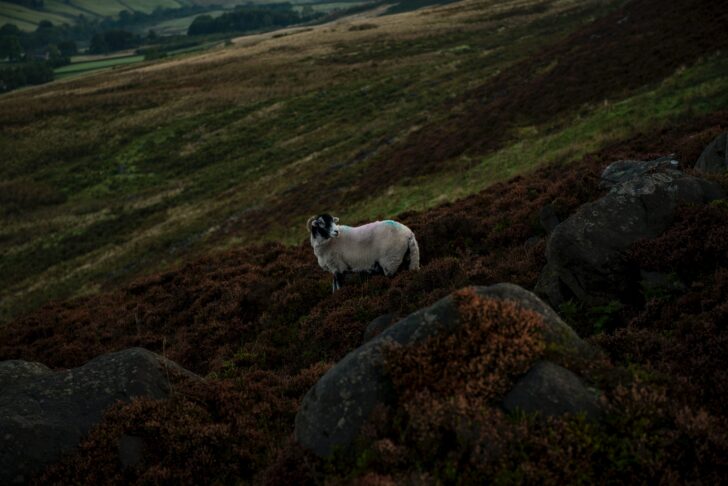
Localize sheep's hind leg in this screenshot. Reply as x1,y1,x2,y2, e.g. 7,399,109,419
368,262,384,276
381,255,404,277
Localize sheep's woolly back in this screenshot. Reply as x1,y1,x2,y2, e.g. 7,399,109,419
311,219,419,276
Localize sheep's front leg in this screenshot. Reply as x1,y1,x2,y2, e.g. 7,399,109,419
332,272,345,292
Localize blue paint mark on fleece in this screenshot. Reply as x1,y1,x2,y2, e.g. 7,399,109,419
383,220,399,226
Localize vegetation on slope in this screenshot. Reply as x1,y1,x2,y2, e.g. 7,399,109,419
1,0,728,481
2,113,726,484
4,0,728,323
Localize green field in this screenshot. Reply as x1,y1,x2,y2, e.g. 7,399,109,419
53,54,146,79
0,14,33,30
113,0,183,14
0,1,70,28
53,41,220,79
293,1,367,12
146,9,227,36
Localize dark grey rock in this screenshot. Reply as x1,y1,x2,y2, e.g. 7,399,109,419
600,156,680,189
363,314,394,342
536,170,724,307
695,132,728,173
503,360,602,420
0,348,199,484
539,203,560,234
295,284,593,458
0,360,51,391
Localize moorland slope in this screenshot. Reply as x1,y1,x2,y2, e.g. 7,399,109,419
1,0,728,482
3,0,728,322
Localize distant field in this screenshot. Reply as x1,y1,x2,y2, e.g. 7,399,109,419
0,0,244,30
292,0,366,4
147,9,226,36
0,14,34,30
42,0,90,19
0,1,70,28
114,0,184,14
67,0,133,17
53,54,145,79
53,41,219,79
293,1,367,12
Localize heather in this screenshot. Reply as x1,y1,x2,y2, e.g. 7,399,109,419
0,113,723,483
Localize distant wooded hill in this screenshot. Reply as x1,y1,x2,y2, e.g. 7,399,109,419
0,0,245,31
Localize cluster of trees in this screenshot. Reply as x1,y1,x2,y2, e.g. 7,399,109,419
0,2,325,92
0,22,57,92
103,5,212,31
89,29,140,54
0,61,53,92
0,22,75,63
188,4,321,36
0,21,75,59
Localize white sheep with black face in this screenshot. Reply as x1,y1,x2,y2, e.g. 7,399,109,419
307,214,420,291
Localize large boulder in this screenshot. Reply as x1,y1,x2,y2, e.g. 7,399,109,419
294,284,596,458
0,348,199,484
0,361,51,390
536,163,724,307
695,132,728,173
599,156,680,189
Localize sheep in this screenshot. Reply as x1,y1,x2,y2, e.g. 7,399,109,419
307,213,420,292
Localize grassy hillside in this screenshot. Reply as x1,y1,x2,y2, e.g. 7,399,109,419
3,103,728,485
5,0,728,324
2,0,728,323
0,0,628,322
2,0,728,482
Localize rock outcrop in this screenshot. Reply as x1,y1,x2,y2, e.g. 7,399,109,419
599,156,680,189
503,360,602,420
295,284,597,458
0,348,199,484
362,314,394,342
536,159,724,307
695,132,728,173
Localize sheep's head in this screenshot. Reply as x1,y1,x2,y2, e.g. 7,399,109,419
308,214,340,242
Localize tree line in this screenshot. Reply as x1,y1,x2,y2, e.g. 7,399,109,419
187,4,322,36
0,4,211,93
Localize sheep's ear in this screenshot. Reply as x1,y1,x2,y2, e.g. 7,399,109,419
306,216,316,230
333,217,339,223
